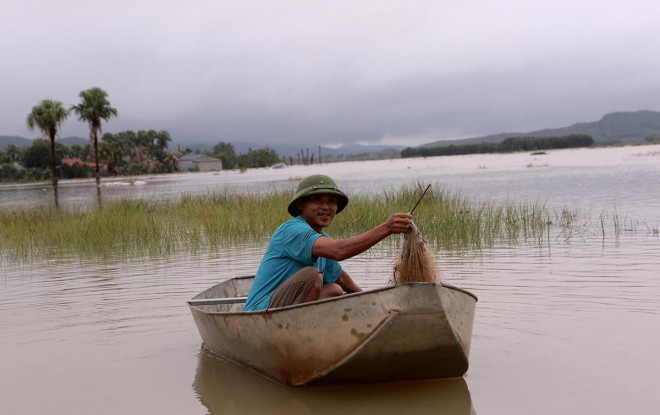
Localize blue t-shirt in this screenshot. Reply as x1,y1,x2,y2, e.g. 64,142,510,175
243,216,342,311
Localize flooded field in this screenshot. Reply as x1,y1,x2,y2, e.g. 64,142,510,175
1,145,659,414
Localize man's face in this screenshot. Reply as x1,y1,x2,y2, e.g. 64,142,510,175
298,193,338,232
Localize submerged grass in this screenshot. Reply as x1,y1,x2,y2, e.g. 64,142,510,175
0,185,654,263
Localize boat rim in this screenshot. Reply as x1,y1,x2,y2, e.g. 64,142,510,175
188,276,478,315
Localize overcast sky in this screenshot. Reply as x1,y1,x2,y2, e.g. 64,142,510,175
2,0,660,147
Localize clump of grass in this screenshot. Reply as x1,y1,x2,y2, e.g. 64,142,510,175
0,184,651,263
332,186,553,251
391,222,440,284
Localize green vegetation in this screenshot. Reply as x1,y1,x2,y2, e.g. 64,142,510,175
237,147,280,169
20,139,64,170
0,185,645,263
71,87,118,185
0,134,287,183
26,99,70,201
402,134,594,158
4,110,660,182
645,133,660,144
1,87,118,184
320,148,402,163
209,142,239,170
0,130,177,182
205,142,281,170
101,130,176,174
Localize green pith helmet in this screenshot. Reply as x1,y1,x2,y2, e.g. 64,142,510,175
287,174,349,217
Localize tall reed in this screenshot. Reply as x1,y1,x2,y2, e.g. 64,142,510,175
0,185,649,263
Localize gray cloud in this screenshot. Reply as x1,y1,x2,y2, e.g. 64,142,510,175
3,0,660,147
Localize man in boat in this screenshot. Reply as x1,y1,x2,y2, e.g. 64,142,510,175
243,174,412,311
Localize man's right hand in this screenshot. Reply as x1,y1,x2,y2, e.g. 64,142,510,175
385,213,413,235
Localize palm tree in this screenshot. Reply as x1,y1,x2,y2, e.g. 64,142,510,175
71,87,118,185
26,99,70,195
5,144,21,162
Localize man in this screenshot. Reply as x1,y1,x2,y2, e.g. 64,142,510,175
243,174,412,311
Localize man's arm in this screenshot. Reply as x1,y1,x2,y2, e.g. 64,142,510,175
336,270,362,293
312,212,412,261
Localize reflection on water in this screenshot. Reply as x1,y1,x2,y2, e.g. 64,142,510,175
1,228,659,414
1,148,659,415
193,348,475,415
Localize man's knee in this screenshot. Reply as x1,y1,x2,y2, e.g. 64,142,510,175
320,282,343,299
303,273,323,302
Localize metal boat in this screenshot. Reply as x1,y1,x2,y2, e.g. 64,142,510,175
188,276,477,386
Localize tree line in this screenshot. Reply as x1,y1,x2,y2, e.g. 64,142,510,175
204,142,280,170
0,130,175,181
401,134,595,158
100,130,176,175
645,133,660,143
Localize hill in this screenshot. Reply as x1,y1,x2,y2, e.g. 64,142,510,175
60,136,89,147
0,135,31,150
5,110,659,154
421,110,660,147
0,135,88,151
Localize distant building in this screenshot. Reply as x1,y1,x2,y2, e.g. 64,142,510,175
61,158,107,172
61,157,85,167
178,154,223,172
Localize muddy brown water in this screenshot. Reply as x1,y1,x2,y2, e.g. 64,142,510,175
2,147,659,414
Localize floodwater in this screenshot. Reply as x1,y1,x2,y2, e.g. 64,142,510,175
1,145,659,414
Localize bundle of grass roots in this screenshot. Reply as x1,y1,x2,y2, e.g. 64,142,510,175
392,222,442,284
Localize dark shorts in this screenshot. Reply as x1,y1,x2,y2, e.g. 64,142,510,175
269,266,320,309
